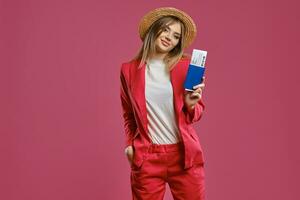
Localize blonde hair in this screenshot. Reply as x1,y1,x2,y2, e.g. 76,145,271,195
131,16,191,70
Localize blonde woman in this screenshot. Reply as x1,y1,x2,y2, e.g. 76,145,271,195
120,7,206,200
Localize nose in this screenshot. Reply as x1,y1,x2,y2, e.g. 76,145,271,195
165,34,171,41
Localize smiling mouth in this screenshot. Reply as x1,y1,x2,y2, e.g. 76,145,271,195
161,39,170,47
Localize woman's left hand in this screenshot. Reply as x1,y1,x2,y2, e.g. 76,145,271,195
184,77,205,111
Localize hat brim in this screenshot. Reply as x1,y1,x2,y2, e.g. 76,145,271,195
138,7,197,48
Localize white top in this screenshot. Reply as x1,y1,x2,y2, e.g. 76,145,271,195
145,58,180,144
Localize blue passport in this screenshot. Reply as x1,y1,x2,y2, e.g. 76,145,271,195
184,49,207,91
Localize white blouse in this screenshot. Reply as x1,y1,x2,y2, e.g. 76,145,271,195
145,58,180,144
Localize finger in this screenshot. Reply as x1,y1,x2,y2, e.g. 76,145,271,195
190,92,201,99
193,83,204,89
193,83,205,90
184,89,193,94
193,87,202,94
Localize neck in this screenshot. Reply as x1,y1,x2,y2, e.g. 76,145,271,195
150,52,167,60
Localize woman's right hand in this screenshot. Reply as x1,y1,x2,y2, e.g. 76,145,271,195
125,145,134,165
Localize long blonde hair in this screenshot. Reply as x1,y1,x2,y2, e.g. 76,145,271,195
132,16,191,70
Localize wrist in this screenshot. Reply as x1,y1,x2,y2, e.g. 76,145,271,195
187,105,195,113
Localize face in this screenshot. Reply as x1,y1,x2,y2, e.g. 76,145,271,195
154,22,181,56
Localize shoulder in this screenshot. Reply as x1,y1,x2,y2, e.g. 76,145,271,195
120,59,140,75
170,54,191,75
176,54,191,68
181,53,192,60
178,58,190,65
178,53,191,65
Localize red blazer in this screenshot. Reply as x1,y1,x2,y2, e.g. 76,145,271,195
120,57,206,169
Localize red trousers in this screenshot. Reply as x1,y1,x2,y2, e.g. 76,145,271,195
130,142,205,200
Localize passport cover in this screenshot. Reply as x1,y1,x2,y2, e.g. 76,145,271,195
184,65,205,91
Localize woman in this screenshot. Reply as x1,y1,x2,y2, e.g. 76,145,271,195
120,7,206,200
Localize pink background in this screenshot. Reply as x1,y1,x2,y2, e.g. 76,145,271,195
1,0,299,199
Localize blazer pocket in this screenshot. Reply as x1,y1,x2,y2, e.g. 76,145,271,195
130,131,143,170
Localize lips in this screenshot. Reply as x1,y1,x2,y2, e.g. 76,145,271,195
161,39,170,47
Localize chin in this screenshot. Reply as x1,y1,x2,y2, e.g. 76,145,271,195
160,45,171,52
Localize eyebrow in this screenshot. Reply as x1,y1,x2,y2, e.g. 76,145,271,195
165,26,181,36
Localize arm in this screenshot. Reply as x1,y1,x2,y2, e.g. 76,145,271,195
183,99,205,124
120,66,137,147
183,78,206,124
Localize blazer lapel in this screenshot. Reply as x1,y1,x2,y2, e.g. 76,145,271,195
170,62,185,115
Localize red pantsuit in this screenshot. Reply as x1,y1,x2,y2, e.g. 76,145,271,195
120,58,206,200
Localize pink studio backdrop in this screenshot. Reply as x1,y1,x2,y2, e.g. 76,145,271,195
1,0,299,199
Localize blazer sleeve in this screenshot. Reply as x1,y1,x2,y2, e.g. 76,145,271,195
183,98,205,124
120,65,137,147
181,58,206,124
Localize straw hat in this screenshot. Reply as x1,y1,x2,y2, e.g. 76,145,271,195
138,7,197,48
